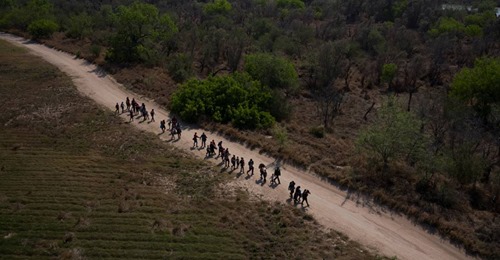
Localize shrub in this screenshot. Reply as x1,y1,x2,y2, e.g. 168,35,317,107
167,53,193,83
89,45,101,59
171,73,275,129
27,19,58,39
277,0,305,9
309,126,325,138
203,0,232,15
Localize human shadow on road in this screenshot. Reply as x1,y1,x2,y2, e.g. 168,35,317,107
88,66,107,78
269,182,279,189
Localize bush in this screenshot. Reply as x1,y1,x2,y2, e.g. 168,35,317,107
27,19,58,39
277,0,305,9
171,73,275,129
90,45,101,59
309,126,325,138
167,53,193,83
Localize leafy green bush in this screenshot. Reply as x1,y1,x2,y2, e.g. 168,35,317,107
27,19,58,39
277,0,305,9
203,0,232,15
171,73,275,129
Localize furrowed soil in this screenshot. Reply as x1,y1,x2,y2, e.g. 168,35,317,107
0,40,376,259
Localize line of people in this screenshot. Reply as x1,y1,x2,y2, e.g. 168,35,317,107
288,181,311,207
114,98,311,207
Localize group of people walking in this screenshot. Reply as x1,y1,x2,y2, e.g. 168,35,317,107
114,98,311,207
288,181,311,207
116,97,156,123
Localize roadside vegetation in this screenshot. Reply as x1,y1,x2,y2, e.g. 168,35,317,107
1,0,499,258
0,40,381,259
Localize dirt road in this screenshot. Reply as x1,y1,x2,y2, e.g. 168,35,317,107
1,33,471,260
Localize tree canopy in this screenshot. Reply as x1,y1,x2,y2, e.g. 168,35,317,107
450,57,500,121
107,2,177,63
244,53,299,93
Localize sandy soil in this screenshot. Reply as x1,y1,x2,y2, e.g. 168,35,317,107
0,33,473,260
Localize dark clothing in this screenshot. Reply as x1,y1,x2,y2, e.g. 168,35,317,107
288,181,295,198
201,133,207,147
302,189,311,206
293,187,302,202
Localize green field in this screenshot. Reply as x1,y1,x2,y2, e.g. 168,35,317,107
0,40,378,259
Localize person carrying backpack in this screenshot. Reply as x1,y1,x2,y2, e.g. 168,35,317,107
193,132,199,147
301,189,311,207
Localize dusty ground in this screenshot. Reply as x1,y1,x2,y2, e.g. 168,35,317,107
0,33,473,260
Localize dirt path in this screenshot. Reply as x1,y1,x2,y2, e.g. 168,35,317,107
1,33,471,260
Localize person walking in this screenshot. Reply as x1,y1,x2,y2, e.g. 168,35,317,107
239,158,245,174
115,103,120,114
193,132,199,147
126,97,131,111
129,109,134,122
272,166,281,185
160,120,166,133
176,125,182,139
259,164,267,182
131,98,136,113
301,189,311,207
293,186,302,203
288,181,296,199
231,155,236,170
200,132,207,148
120,102,125,113
218,141,224,157
150,109,155,122
247,159,254,175
225,149,230,168
171,116,177,129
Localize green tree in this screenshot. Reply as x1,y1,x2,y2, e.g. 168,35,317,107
357,98,425,169
27,19,58,39
277,0,305,9
203,0,232,15
108,2,177,63
450,57,500,122
244,53,299,94
381,63,397,91
0,0,54,29
65,13,93,39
